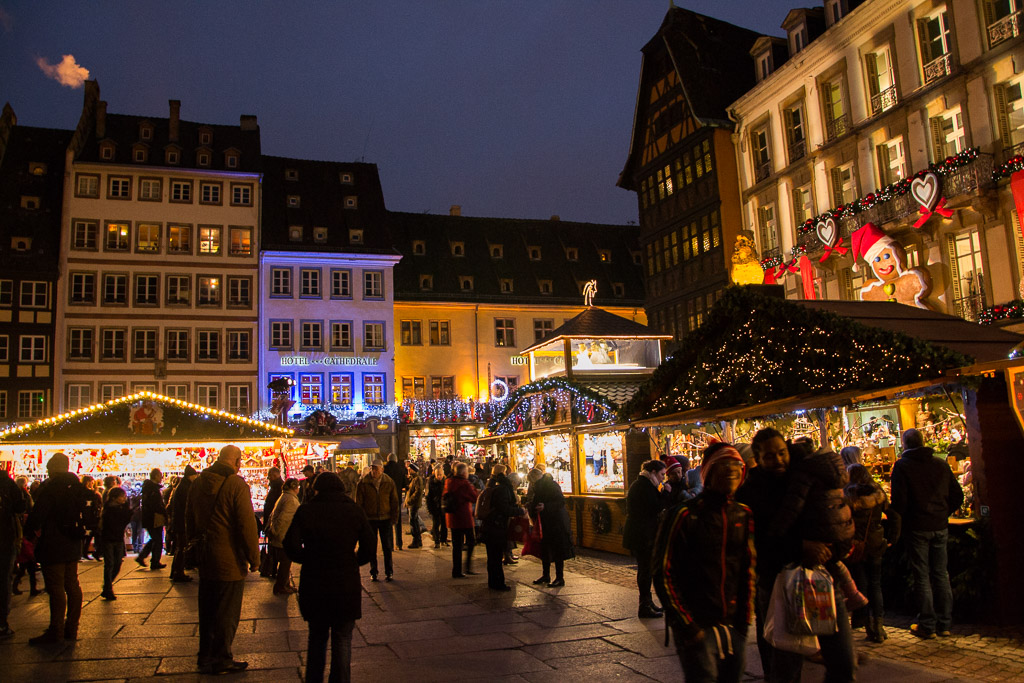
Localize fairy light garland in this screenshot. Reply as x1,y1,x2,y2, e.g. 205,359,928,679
488,377,617,435
992,154,1024,181
978,300,1024,325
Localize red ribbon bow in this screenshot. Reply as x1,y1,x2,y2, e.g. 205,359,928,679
819,237,850,263
913,196,953,228
774,259,799,279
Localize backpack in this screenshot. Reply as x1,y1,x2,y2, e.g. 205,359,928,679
474,486,496,521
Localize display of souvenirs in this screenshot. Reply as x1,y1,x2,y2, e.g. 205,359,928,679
663,427,716,462
580,432,625,494
542,434,573,493
510,439,537,479
409,428,455,460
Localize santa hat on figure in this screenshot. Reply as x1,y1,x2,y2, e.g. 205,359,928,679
849,222,896,272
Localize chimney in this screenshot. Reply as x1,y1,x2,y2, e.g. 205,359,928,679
95,101,106,138
239,114,258,131
550,215,560,221
169,100,180,142
450,205,461,217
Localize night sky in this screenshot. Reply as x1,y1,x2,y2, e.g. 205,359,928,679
1,1,800,225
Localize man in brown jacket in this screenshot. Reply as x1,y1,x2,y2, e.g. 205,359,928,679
355,457,399,582
185,445,260,675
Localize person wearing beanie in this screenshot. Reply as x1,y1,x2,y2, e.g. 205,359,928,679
663,457,694,507
623,460,668,618
168,464,200,583
656,443,753,681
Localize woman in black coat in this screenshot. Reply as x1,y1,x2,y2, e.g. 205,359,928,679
426,466,448,548
284,472,373,683
527,469,574,587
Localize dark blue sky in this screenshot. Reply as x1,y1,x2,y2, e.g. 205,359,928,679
1,1,798,224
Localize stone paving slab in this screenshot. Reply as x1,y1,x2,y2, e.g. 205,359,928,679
388,631,524,659
522,636,628,661
522,661,655,682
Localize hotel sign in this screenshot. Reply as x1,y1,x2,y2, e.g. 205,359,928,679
279,355,379,366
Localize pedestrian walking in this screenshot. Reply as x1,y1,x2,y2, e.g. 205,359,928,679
98,486,134,600
185,445,260,675
168,465,198,583
0,466,27,640
383,453,407,551
284,471,373,683
339,461,359,500
890,428,963,639
267,478,300,594
11,475,40,598
24,453,87,645
445,462,479,578
355,457,400,582
298,465,316,503
527,467,574,587
623,459,667,618
137,468,167,570
260,467,283,579
79,475,102,561
404,462,424,548
426,465,448,548
478,464,523,591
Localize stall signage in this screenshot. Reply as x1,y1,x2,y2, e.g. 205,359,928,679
510,355,528,365
280,355,378,366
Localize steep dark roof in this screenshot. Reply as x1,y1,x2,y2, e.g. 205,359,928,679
260,155,395,254
388,212,645,307
522,306,669,353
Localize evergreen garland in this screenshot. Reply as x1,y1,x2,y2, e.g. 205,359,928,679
978,300,1024,325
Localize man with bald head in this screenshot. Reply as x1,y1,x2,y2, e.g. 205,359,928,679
186,445,260,674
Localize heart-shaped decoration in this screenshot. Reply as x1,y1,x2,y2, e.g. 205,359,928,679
816,217,838,248
910,173,940,212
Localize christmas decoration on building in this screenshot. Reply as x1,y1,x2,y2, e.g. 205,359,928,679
992,154,1024,181
730,231,765,285
850,223,932,309
910,172,954,228
488,377,617,436
978,300,1024,325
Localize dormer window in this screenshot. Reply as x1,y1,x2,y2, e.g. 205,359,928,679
758,53,772,81
539,279,553,294
29,162,47,176
133,145,148,163
598,249,611,263
314,227,328,243
289,226,303,242
349,229,363,244
825,0,842,26
340,172,353,184
420,275,433,291
528,246,541,261
344,196,358,209
631,251,642,265
287,195,301,208
166,148,180,165
286,168,299,181
491,244,503,259
790,24,806,54
224,149,239,168
459,276,474,291
197,151,211,167
451,241,465,257
100,142,115,160
199,129,212,145
612,283,625,297
500,278,513,293
412,240,425,255
566,247,578,261
139,123,153,141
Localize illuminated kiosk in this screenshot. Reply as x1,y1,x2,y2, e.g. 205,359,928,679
0,391,296,513
480,305,670,553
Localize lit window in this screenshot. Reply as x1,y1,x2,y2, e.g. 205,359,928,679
363,374,385,404
136,223,160,253
168,224,191,254
199,226,221,254
105,222,130,251
197,277,221,306
330,374,352,404
300,374,322,405
429,320,450,346
401,320,422,345
331,269,351,298
494,318,515,347
229,227,252,256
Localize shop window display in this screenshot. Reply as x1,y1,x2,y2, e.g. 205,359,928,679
511,439,537,479
542,434,573,493
409,427,455,460
580,432,625,494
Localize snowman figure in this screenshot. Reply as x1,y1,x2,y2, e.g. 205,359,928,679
850,223,932,309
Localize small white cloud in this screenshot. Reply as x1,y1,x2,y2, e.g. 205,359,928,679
36,54,90,88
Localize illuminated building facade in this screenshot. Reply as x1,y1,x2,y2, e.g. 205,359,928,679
54,83,262,414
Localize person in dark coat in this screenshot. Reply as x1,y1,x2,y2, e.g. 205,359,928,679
79,475,102,561
527,468,573,587
0,467,27,640
284,472,373,683
137,468,167,570
478,465,523,591
383,453,407,551
890,428,963,639
98,486,135,600
168,465,198,582
23,453,87,644
426,466,448,548
623,459,667,618
444,463,479,577
261,467,283,579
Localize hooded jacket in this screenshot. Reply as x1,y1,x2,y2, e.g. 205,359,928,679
890,446,963,532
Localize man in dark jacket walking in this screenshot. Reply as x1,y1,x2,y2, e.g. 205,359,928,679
137,468,167,570
383,453,407,550
168,465,198,582
890,428,963,639
623,459,667,618
355,457,400,582
0,466,27,639
24,453,87,644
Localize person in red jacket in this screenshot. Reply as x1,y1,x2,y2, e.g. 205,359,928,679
444,463,479,578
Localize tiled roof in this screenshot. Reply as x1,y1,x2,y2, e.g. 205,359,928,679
522,306,667,353
260,155,396,254
388,211,645,306
580,379,645,408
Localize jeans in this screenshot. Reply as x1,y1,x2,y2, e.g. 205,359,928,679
907,529,953,632
306,619,354,683
367,520,393,577
451,527,474,574
0,542,15,629
634,543,654,606
431,512,447,544
101,540,126,594
40,561,83,636
485,537,505,588
755,576,856,683
672,623,746,683
274,549,293,592
849,556,884,621
408,506,423,544
197,578,245,670
139,526,164,565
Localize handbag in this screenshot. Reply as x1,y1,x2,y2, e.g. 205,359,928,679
507,514,530,544
181,477,228,570
764,569,820,655
521,515,543,559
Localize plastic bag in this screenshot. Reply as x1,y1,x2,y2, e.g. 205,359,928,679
764,570,820,655
507,515,530,544
521,515,543,558
784,564,837,636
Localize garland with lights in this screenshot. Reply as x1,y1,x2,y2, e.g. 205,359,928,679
978,300,1024,325
620,287,971,420
992,154,1024,181
488,377,617,436
399,398,505,425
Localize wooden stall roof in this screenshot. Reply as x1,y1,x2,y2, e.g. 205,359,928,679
520,306,670,355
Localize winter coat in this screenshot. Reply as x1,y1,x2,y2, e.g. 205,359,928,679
339,468,360,499
263,479,283,527
355,473,399,523
847,485,901,561
479,474,521,543
140,479,167,528
168,476,193,534
657,490,755,641
769,447,854,555
82,489,102,532
185,461,260,581
736,467,802,583
267,489,300,548
24,472,86,565
405,474,424,510
99,503,134,544
444,475,479,530
622,474,664,552
384,461,407,491
0,470,26,550
890,446,964,532
529,473,574,561
284,485,373,626
426,475,445,516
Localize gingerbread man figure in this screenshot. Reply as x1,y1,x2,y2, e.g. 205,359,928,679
851,223,932,309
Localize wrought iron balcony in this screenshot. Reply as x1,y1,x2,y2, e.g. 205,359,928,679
825,115,848,142
923,53,952,86
988,11,1020,48
754,160,772,183
788,139,807,164
761,245,782,263
870,86,898,116
1001,140,1024,165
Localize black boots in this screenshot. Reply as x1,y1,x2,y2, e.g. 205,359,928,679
638,601,663,619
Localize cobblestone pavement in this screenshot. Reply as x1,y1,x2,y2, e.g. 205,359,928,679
1,543,1020,681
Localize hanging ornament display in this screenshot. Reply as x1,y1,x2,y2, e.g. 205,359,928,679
910,172,954,228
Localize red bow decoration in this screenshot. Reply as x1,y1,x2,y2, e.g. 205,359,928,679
913,196,953,228
819,237,850,263
774,259,799,279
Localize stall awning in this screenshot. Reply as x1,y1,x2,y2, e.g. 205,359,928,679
332,436,380,454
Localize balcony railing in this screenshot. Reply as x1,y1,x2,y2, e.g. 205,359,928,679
825,114,848,142
761,245,782,263
788,139,807,164
923,53,952,85
870,85,899,115
988,11,1021,48
953,272,986,322
754,160,772,183
1001,140,1024,165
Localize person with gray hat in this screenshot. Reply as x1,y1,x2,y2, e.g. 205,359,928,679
355,457,400,581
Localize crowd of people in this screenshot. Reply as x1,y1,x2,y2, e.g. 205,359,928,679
624,427,963,682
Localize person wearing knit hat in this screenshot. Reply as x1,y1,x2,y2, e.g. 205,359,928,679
850,222,932,307
663,457,693,507
699,443,746,485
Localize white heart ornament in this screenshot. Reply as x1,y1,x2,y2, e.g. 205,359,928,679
815,217,837,248
910,173,940,212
